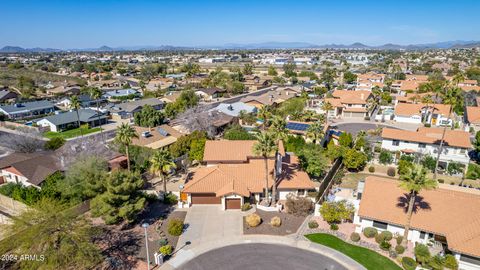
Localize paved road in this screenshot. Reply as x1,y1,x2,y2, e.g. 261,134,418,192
179,243,347,270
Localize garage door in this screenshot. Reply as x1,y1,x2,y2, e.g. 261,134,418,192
225,198,241,209
348,112,365,118
191,193,221,204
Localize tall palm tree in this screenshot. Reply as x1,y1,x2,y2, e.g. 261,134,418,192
253,132,277,204
306,120,324,144
150,150,177,193
321,101,333,126
398,165,437,245
420,94,434,124
88,87,104,142
433,87,462,179
115,123,138,171
257,105,271,130
269,116,288,203
70,95,83,137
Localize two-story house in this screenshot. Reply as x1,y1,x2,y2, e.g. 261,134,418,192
381,127,471,166
394,103,453,126
324,90,372,118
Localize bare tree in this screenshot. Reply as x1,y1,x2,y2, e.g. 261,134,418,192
174,106,222,137
0,128,44,153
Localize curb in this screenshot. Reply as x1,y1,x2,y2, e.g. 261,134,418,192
161,235,366,270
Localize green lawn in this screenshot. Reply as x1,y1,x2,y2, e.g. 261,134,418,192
43,127,102,139
305,233,402,270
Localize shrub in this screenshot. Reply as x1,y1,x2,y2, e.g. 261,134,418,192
429,255,445,270
246,213,262,227
167,219,184,236
368,166,375,173
308,220,319,229
438,179,444,184
350,232,360,242
163,193,178,205
424,123,431,127
159,245,173,256
285,195,313,216
375,231,393,244
270,216,282,227
389,250,398,259
330,223,338,230
414,243,431,265
320,200,355,224
380,240,391,251
379,150,393,165
387,167,396,177
44,137,66,150
158,238,168,246
363,227,378,238
241,202,252,211
444,254,458,270
395,245,405,254
402,257,417,270
396,235,404,245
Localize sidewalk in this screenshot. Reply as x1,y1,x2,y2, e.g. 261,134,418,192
160,234,366,270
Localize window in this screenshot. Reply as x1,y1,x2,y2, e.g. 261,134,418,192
420,231,426,239
460,254,480,266
418,143,426,148
460,148,466,154
372,221,388,230
392,140,400,146
297,189,305,196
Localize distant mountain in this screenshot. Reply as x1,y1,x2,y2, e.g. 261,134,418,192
1,40,479,53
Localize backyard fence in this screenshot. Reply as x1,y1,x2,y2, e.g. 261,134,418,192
315,157,343,203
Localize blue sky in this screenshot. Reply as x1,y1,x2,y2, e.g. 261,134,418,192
2,0,479,48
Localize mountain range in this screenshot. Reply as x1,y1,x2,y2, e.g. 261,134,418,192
1,40,479,53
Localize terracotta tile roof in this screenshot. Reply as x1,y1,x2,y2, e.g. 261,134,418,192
358,176,480,257
394,103,451,117
459,85,480,92
405,74,429,81
202,140,285,163
331,90,371,105
381,127,472,149
183,155,314,196
343,107,368,113
466,106,480,124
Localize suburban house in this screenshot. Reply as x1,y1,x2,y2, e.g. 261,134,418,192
56,94,105,108
240,87,299,108
458,80,480,92
394,103,452,126
465,106,480,131
209,102,257,117
0,100,56,120
103,89,139,100
195,87,227,101
324,90,372,118
355,73,385,91
181,140,316,210
36,109,108,132
243,75,272,91
0,89,18,103
107,98,164,120
355,176,480,270
0,152,60,188
131,125,184,149
381,127,471,166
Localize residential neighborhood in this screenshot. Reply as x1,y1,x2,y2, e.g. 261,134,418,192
1,1,480,270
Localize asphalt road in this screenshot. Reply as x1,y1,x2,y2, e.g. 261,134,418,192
179,243,347,270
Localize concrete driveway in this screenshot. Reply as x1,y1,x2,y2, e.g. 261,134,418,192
178,205,243,248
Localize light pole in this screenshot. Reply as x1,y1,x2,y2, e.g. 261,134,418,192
142,223,150,270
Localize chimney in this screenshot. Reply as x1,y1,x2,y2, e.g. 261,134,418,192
360,93,364,99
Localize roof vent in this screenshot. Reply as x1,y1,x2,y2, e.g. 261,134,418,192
141,131,151,138
227,104,234,111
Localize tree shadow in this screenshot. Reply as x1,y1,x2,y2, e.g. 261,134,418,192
396,193,432,214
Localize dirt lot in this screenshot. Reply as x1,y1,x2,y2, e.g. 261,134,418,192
243,209,306,236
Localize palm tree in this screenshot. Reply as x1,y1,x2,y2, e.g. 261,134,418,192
306,120,324,144
70,95,83,137
253,132,277,204
115,123,138,171
321,101,333,126
257,105,271,130
433,86,462,179
88,87,104,142
420,94,434,124
269,116,288,203
150,150,177,193
398,165,437,245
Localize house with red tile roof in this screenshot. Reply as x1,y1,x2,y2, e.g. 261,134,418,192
355,176,480,270
324,90,372,119
182,140,316,210
393,102,453,126
381,127,471,166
